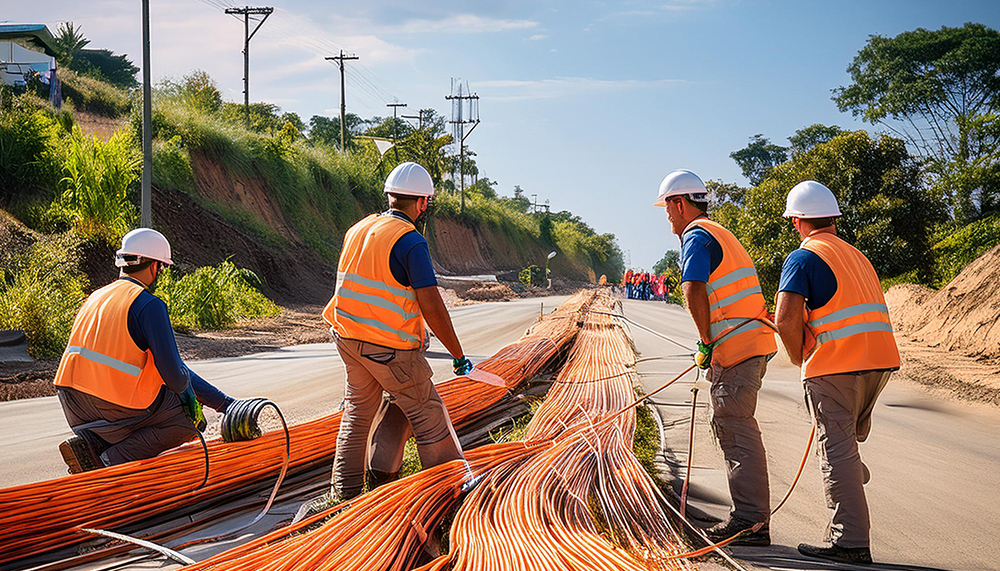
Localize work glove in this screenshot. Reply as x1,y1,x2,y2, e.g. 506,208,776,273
695,341,713,370
180,386,207,433
453,356,474,376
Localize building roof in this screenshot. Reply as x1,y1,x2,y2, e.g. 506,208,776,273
0,24,58,57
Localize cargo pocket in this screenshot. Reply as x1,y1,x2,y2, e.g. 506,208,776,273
389,352,433,405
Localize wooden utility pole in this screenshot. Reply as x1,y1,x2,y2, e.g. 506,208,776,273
386,102,406,161
446,80,480,214
224,6,273,129
326,51,359,152
140,0,152,227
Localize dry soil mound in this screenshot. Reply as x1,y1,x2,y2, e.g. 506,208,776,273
886,244,1000,360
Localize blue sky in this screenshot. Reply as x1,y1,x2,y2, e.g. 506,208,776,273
5,0,999,269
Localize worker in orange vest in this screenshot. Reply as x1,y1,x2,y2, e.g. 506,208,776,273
324,162,474,501
655,169,777,545
775,181,900,565
54,228,237,473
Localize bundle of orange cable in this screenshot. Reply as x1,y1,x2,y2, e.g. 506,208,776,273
180,293,697,571
0,292,594,567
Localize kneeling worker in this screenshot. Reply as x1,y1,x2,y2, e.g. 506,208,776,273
55,228,236,473
325,161,474,501
654,169,777,546
775,181,899,565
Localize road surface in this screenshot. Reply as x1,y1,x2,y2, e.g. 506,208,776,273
0,296,565,488
2,294,997,571
624,298,1000,571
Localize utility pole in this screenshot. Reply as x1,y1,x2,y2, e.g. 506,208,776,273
446,79,480,214
401,113,422,129
386,102,406,161
326,50,359,152
225,5,273,129
140,0,152,227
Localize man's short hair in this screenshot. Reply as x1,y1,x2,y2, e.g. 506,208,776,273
121,258,156,275
804,217,835,228
387,193,421,209
683,195,709,213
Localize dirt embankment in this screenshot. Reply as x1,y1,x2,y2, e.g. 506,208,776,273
886,245,1000,405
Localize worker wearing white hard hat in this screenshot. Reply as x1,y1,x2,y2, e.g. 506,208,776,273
655,169,777,545
324,161,473,501
774,180,899,565
54,228,238,473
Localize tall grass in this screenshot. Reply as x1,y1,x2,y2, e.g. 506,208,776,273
155,260,280,331
59,69,131,117
55,127,139,241
931,213,1000,286
0,238,88,358
0,95,63,203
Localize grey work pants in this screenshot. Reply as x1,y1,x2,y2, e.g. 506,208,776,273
709,355,771,523
804,369,891,549
332,337,464,500
57,386,195,466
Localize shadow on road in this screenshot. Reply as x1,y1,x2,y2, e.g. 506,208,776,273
731,544,955,571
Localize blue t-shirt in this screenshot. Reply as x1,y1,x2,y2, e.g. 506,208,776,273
680,226,723,283
386,211,437,289
125,280,230,411
777,249,838,310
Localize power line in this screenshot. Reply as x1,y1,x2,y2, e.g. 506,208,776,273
326,50,359,152
446,78,480,214
386,102,406,160
223,5,274,128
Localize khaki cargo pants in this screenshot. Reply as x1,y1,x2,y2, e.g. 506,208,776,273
804,369,891,549
709,355,771,523
332,336,464,500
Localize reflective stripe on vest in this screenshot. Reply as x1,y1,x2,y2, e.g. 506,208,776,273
800,232,900,379
325,214,426,350
64,346,142,377
685,218,776,368
53,279,167,409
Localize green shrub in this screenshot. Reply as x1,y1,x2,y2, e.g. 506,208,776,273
55,127,139,241
0,238,88,358
519,264,545,287
931,214,1000,286
155,260,280,331
60,69,131,117
0,96,63,202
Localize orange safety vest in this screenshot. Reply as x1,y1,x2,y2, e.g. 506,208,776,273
684,218,777,368
54,279,167,409
800,231,900,379
324,213,426,350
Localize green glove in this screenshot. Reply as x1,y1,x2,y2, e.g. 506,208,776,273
695,340,713,370
180,386,207,432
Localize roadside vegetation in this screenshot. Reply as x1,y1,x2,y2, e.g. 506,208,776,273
650,23,1000,301
155,260,280,332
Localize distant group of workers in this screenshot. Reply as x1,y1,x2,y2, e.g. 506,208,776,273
656,169,899,566
51,160,898,567
621,269,675,301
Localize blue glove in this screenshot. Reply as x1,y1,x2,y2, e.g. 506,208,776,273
453,356,474,376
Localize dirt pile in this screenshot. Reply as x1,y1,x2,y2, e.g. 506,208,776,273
462,282,518,301
886,244,1000,361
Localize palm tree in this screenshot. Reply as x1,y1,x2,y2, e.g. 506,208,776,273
53,22,90,66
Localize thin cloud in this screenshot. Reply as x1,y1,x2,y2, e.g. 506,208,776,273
476,76,690,101
526,33,549,41
375,14,540,35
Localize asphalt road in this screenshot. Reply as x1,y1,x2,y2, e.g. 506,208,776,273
0,296,566,489
2,294,997,571
623,298,1000,571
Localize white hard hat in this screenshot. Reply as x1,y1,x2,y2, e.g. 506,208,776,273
653,169,709,207
783,180,842,218
384,162,435,197
115,228,173,267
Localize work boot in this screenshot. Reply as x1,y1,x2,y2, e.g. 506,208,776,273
59,436,104,474
705,516,770,546
798,543,873,565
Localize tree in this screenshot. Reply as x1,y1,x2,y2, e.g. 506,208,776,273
160,71,221,114
789,124,843,156
833,23,1000,220
52,22,90,67
706,179,748,208
652,250,680,275
730,134,789,185
715,130,946,300
74,49,139,89
308,113,363,149
538,214,555,246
